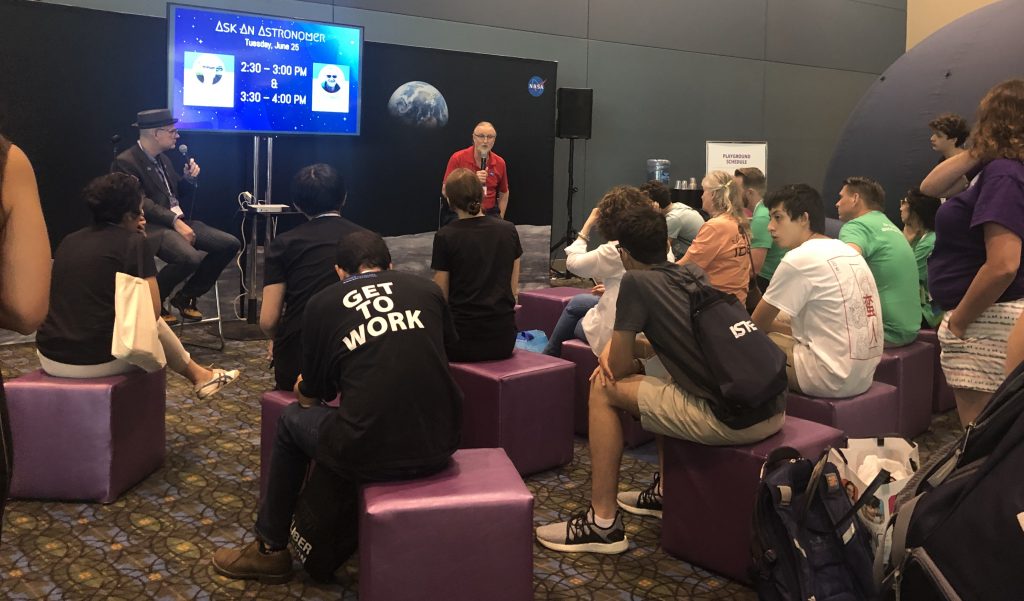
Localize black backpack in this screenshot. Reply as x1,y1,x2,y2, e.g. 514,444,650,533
751,447,887,601
685,275,788,411
881,361,1024,600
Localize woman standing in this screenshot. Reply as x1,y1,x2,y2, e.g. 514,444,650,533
922,78,1024,426
0,134,52,541
899,188,943,329
431,168,521,362
677,170,751,304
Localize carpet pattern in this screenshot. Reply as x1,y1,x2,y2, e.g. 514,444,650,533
0,333,962,600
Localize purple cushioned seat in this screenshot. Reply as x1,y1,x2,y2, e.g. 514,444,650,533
784,381,899,437
661,416,845,583
7,368,166,503
450,349,573,475
874,341,934,437
560,339,654,447
359,448,533,601
515,287,585,336
916,329,956,413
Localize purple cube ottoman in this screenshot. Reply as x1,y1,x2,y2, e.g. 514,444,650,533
874,341,934,437
784,381,899,437
359,448,533,601
661,416,845,583
450,349,574,475
7,368,166,503
515,287,585,336
916,329,956,413
561,339,654,447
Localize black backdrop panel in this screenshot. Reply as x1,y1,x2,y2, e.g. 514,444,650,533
0,0,556,248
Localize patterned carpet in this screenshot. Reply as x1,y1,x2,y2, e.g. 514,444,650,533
0,328,963,600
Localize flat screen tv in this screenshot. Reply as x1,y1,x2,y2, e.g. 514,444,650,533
168,4,363,135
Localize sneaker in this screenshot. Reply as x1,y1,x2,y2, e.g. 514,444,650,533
171,294,203,321
617,472,663,519
160,306,179,326
212,540,292,584
195,368,240,400
535,506,628,554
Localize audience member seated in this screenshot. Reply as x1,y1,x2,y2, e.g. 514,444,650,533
641,180,703,259
735,167,785,291
921,78,1024,426
431,168,521,362
212,231,462,583
0,132,51,539
260,164,367,391
34,174,238,399
535,205,785,554
111,109,241,325
752,184,883,398
676,170,751,305
928,112,971,198
836,176,920,347
899,187,943,329
543,185,654,357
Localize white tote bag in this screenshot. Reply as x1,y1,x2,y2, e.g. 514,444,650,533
111,271,166,372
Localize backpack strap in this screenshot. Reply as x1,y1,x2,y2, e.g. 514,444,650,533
836,468,891,527
798,452,831,525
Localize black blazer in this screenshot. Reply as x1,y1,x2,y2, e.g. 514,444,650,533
111,144,194,229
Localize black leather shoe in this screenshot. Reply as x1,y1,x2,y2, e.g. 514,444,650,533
160,306,179,326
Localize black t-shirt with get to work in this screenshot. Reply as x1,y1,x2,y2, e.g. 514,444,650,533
614,262,783,429
298,270,462,478
430,216,522,337
263,214,367,344
36,224,157,365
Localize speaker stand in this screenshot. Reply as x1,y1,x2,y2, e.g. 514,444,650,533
550,137,579,278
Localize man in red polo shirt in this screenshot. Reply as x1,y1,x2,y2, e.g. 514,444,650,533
441,121,510,224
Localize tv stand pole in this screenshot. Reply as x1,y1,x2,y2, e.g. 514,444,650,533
550,137,578,276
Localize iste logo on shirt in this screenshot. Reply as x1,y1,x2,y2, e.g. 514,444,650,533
527,76,546,97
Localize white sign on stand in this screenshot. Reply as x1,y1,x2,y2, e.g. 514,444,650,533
706,141,768,176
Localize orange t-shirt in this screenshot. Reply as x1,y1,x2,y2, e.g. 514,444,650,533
679,215,751,303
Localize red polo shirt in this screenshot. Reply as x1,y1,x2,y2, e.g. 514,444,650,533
443,146,508,212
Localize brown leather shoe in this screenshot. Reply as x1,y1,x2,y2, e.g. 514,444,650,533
160,306,179,326
171,294,203,321
212,540,292,584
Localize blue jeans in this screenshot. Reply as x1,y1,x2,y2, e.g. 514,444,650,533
255,403,333,549
542,293,598,356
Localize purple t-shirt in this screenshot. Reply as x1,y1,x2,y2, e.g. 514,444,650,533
929,159,1024,310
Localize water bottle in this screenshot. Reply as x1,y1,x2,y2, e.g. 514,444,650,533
646,159,671,185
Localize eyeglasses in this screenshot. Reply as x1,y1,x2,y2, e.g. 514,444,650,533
900,198,909,206
473,133,496,140
325,74,338,79
157,128,179,135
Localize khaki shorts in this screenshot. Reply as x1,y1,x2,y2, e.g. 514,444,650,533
767,331,802,393
636,376,785,445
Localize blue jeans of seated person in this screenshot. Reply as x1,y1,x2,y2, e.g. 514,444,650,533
542,293,598,356
255,403,446,551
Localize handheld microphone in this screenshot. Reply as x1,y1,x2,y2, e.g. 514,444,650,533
178,144,189,159
480,153,488,171
110,134,121,159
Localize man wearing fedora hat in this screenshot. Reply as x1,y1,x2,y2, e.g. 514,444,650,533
112,109,240,324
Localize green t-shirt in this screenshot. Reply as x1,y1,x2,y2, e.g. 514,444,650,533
839,211,921,345
750,201,787,280
912,230,943,328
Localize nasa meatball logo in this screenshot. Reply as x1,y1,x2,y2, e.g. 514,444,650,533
527,76,546,97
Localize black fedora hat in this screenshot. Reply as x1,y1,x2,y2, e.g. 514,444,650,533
132,109,178,129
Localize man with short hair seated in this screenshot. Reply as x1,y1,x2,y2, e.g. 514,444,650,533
836,176,920,347
535,205,785,554
641,179,704,259
260,164,367,391
752,184,883,397
212,231,462,582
